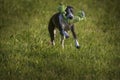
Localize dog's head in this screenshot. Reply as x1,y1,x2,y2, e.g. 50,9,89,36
65,6,74,19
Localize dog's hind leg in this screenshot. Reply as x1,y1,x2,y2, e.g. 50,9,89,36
54,29,57,38
60,35,65,48
48,22,55,46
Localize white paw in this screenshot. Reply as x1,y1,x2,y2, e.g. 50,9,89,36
75,40,80,49
51,41,55,46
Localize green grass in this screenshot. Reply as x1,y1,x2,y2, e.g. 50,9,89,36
0,0,120,80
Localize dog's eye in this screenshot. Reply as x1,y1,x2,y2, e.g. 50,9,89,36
70,9,73,13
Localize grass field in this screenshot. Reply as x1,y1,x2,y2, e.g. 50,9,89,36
0,0,120,80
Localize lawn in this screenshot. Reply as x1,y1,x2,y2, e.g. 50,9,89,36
0,0,120,80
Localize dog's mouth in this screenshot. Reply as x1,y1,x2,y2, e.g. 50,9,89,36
68,16,73,19
67,14,74,20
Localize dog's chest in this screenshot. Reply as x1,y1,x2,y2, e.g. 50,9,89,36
61,21,71,31
59,14,72,31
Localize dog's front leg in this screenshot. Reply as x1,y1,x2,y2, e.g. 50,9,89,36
71,25,80,49
62,30,69,38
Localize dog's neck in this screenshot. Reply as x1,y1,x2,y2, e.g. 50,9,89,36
61,13,71,24
59,14,72,31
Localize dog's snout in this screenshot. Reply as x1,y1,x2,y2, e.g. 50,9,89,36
69,16,73,19
67,13,74,19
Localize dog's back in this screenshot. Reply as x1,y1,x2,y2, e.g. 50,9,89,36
48,12,60,29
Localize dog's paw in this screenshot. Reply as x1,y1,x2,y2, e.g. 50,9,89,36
52,42,55,46
76,46,80,49
65,35,69,38
49,41,55,46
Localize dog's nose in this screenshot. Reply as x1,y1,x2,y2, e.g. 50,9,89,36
69,16,73,19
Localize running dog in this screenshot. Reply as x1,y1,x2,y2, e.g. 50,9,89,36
48,6,80,49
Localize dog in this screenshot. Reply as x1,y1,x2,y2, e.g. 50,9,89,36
48,6,80,49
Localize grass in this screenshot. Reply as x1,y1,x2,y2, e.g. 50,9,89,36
0,0,120,80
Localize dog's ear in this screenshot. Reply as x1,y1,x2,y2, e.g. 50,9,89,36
66,6,74,9
67,6,74,13
65,6,74,11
